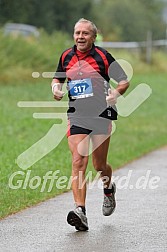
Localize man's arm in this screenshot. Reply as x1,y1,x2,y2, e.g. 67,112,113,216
51,52,67,101
105,52,130,105
106,80,129,106
51,78,65,101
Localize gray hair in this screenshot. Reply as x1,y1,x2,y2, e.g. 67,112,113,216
74,18,98,37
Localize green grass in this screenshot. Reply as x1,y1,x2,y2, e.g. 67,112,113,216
109,72,167,167
0,72,167,219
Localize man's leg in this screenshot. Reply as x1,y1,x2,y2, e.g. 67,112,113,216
67,134,90,231
68,134,89,206
91,135,112,187
91,135,116,216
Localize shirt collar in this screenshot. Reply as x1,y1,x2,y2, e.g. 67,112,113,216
72,44,95,56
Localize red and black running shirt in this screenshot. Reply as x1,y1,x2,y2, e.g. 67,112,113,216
53,44,127,119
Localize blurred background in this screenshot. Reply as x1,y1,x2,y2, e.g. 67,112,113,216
0,0,167,219
1,0,167,40
0,0,167,82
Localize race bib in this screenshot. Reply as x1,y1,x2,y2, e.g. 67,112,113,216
68,78,93,99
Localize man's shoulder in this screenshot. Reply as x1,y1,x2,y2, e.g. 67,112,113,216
61,47,74,56
94,45,108,55
95,45,115,62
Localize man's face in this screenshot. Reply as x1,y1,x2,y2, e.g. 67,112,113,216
73,22,96,52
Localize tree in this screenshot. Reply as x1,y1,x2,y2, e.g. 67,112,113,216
92,0,166,41
0,0,94,34
0,0,166,40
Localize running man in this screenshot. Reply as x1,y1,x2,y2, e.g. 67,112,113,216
51,18,129,231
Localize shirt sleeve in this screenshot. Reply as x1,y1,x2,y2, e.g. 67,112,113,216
53,55,66,82
106,52,128,83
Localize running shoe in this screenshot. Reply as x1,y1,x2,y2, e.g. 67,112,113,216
102,182,116,216
67,206,89,231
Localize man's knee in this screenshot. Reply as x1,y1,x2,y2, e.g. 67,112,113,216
72,155,88,172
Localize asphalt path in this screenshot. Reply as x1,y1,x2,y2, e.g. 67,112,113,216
0,147,167,252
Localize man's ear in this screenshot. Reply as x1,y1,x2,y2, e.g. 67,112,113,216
93,35,97,42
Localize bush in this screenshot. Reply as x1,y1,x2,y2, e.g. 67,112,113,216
0,29,72,83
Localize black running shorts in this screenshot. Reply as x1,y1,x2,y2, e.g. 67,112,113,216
67,117,112,137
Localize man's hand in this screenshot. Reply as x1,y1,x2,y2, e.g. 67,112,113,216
52,83,65,101
106,88,118,106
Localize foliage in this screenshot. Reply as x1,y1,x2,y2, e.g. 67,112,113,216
0,30,73,83
0,0,93,33
93,0,166,41
0,0,166,41
1,29,167,84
